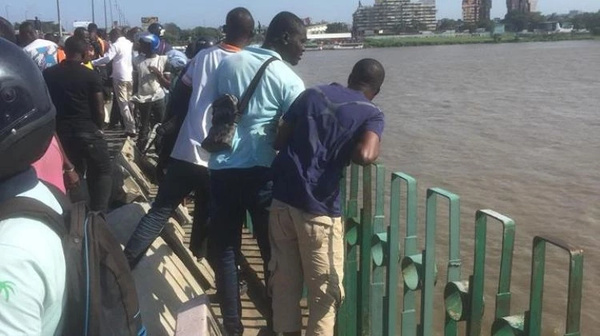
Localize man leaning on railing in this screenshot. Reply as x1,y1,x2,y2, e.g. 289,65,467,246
269,58,386,336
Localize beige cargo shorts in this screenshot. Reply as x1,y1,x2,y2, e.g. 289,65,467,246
268,199,345,335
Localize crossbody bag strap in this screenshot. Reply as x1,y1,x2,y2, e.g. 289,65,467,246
236,56,279,121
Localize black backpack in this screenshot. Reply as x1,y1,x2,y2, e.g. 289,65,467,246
0,184,146,336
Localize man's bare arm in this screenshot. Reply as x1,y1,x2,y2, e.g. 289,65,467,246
274,120,294,151
92,92,105,128
352,131,381,166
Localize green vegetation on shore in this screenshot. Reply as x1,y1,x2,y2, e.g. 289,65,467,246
364,33,596,48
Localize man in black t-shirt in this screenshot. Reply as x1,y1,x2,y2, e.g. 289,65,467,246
43,37,113,212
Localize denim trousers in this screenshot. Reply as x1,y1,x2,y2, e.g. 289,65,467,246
124,159,210,268
137,99,166,151
208,167,273,335
58,130,112,212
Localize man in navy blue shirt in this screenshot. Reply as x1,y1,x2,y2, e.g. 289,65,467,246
269,58,385,335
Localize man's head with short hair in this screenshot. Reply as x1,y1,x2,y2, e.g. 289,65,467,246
44,33,57,43
88,23,98,33
348,58,385,101
263,12,306,66
88,23,99,39
223,7,254,48
0,16,16,44
109,28,123,43
74,27,88,39
125,27,140,43
18,21,37,47
65,36,89,61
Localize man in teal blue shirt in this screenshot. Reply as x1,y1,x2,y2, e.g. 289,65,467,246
207,11,306,335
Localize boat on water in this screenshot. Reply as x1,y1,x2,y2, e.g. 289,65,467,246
304,42,364,51
333,43,364,50
304,43,323,51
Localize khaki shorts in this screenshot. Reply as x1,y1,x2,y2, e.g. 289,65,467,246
268,199,345,335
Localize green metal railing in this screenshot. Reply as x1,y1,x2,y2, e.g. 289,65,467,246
335,163,584,336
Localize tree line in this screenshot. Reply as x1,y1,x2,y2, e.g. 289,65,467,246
437,10,600,34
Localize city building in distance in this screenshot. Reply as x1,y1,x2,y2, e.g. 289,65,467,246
507,0,532,13
353,0,437,36
529,0,537,12
462,0,492,24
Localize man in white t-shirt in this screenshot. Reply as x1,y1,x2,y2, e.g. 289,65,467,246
18,21,59,71
0,38,66,336
132,32,170,151
93,29,136,136
124,7,255,268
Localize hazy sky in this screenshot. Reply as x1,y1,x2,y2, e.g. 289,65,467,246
1,0,599,29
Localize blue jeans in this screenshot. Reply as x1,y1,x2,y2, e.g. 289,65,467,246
208,167,273,335
58,130,113,212
124,159,210,268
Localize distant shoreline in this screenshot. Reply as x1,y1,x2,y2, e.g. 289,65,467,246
363,34,598,48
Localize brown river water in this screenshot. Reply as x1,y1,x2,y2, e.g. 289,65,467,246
294,40,600,335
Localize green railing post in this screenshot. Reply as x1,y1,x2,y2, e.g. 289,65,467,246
366,164,386,335
339,164,360,336
389,173,418,336
336,168,348,336
358,164,380,334
492,235,584,336
444,210,516,336
401,188,461,336
374,172,414,336
528,236,584,336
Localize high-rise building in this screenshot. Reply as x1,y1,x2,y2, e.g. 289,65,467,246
529,0,538,12
353,0,437,35
462,0,491,24
507,0,530,13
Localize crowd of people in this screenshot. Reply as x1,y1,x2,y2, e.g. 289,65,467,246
0,6,385,336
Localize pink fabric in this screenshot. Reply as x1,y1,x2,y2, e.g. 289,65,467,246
32,136,66,193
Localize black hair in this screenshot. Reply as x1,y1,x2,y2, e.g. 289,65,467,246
74,27,87,38
109,28,123,42
224,7,254,40
19,21,35,34
349,58,385,93
88,23,98,32
65,36,89,57
0,16,15,43
265,11,305,43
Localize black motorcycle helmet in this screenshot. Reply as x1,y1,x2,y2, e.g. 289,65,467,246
148,23,165,37
185,36,217,59
0,38,55,179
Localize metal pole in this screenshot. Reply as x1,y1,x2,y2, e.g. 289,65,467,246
91,0,95,23
4,5,9,21
56,0,62,37
103,0,108,30
109,0,113,28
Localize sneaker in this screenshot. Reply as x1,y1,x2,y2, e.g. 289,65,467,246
239,279,248,296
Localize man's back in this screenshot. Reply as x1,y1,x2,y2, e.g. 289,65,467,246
209,46,304,170
171,43,243,167
23,39,59,71
108,37,133,81
272,84,385,216
43,61,103,135
0,180,66,336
